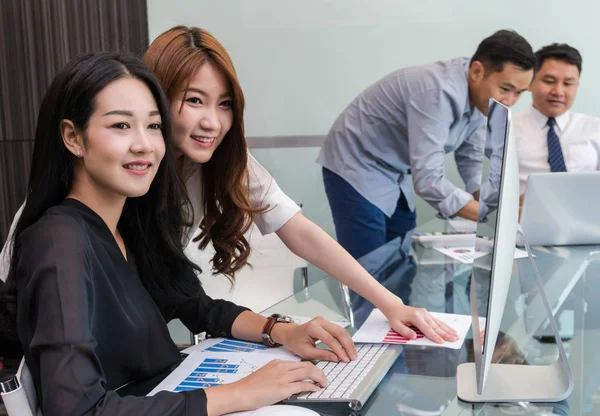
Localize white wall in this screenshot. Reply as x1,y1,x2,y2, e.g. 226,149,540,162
149,0,600,137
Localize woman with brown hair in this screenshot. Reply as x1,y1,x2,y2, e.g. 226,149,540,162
143,26,458,344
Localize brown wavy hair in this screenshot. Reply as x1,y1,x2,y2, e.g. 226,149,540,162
144,26,264,278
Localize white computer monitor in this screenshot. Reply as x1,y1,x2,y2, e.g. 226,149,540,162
456,99,573,402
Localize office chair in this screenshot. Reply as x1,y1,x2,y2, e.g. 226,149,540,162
3,358,41,416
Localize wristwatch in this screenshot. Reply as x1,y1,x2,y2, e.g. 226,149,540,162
261,313,292,347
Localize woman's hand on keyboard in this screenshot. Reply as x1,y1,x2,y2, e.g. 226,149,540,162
271,315,357,363
223,360,327,411
383,303,459,344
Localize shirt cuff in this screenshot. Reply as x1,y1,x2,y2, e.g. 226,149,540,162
438,188,474,218
212,303,251,339
181,388,208,415
478,199,490,222
464,178,481,195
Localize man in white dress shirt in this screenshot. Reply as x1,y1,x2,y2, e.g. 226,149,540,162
514,43,600,194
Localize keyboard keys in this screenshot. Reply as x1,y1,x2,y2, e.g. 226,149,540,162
298,344,389,400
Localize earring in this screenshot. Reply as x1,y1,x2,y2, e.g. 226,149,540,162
75,151,81,157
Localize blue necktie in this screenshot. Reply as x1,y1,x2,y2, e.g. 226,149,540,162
547,118,567,172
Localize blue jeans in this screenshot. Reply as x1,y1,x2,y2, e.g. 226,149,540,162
322,167,416,259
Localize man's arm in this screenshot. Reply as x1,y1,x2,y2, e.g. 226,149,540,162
452,125,488,221
454,125,486,195
406,89,475,218
455,200,479,221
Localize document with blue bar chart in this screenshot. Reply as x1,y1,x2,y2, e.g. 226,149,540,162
181,337,301,360
147,350,300,396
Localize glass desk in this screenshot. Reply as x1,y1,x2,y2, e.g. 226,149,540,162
262,218,600,415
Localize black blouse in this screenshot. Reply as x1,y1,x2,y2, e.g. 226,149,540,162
15,199,249,415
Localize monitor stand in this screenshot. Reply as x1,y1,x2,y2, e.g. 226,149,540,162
456,228,574,403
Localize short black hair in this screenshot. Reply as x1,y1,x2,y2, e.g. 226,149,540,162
535,43,582,74
470,29,535,74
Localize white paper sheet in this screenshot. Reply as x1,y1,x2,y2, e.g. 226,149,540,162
352,309,473,349
181,338,300,361
148,351,301,396
434,246,530,264
434,246,488,263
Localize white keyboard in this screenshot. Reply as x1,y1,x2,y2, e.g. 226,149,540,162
297,343,389,400
412,232,476,248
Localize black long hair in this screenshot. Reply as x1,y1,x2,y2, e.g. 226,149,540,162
0,52,201,344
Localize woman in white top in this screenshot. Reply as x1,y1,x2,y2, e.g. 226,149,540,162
141,26,457,343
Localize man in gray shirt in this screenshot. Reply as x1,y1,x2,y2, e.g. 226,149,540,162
318,30,535,258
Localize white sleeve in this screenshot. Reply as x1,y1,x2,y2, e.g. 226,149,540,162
592,118,600,171
1,202,25,282
248,153,301,235
181,168,204,249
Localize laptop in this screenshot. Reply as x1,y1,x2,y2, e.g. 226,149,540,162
520,172,600,246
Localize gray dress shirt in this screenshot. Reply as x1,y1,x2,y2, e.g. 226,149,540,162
317,57,486,218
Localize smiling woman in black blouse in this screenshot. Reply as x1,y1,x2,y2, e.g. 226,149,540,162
0,53,355,416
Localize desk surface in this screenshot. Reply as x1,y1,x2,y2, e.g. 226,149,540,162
263,217,600,415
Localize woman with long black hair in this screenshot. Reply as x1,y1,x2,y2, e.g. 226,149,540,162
0,52,352,415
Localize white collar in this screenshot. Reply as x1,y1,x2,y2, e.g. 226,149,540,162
530,106,570,132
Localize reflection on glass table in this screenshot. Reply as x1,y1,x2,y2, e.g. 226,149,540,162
262,217,600,415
